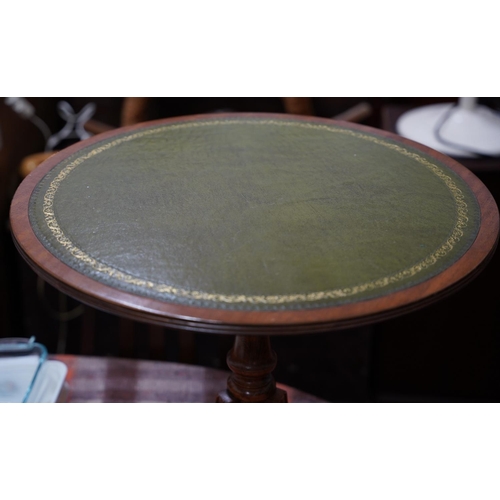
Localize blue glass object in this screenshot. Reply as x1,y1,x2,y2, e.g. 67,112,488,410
0,337,48,403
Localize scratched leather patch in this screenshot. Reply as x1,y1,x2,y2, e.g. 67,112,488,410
29,117,481,311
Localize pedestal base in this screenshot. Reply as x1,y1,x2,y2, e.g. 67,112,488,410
216,388,288,403
216,335,289,403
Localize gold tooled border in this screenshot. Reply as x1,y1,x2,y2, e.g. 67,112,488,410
40,119,470,305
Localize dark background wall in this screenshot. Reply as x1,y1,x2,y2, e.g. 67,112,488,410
1,97,499,402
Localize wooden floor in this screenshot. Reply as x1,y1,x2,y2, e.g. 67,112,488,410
55,355,327,403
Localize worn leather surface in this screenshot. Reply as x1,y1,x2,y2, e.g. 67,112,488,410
29,117,481,310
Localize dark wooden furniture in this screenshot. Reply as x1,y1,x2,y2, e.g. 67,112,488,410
120,97,314,126
10,113,499,402
54,354,325,403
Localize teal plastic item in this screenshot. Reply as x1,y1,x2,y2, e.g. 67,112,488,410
0,337,48,403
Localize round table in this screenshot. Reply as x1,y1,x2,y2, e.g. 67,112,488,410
10,113,499,402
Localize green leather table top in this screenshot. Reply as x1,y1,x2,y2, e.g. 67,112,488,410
28,115,481,312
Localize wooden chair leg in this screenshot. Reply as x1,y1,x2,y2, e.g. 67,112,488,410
148,324,166,360
80,306,96,355
178,330,196,364
118,317,135,357
121,97,151,126
281,97,314,115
